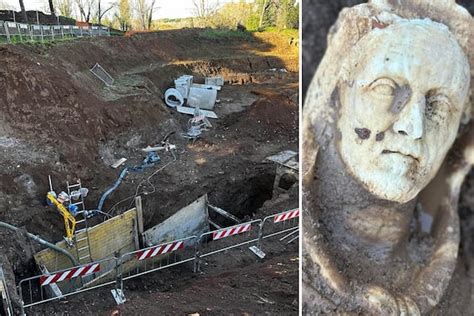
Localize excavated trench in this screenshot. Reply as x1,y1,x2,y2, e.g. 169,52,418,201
0,30,298,314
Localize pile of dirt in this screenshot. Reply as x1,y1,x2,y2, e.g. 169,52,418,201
0,27,298,314
0,10,76,25
219,90,298,144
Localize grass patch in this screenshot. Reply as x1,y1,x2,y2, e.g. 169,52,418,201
260,27,298,38
200,28,254,41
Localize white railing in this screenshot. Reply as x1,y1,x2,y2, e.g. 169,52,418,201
0,20,110,43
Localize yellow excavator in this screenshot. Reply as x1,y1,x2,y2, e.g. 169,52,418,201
46,177,76,246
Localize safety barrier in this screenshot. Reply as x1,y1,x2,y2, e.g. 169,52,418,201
257,208,299,250
199,220,261,256
119,235,198,282
19,257,117,312
18,208,298,313
0,20,110,43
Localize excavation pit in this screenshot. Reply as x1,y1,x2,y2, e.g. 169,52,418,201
0,28,298,314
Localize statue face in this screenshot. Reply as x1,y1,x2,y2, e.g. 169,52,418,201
338,21,470,203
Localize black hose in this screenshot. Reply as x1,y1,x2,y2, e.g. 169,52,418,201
0,221,78,266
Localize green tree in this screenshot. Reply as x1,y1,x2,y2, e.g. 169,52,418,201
276,0,298,29
115,0,131,31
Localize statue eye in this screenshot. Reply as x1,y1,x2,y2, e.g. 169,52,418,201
425,94,451,121
370,78,397,96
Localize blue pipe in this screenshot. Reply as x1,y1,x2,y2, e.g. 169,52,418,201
95,152,161,213
96,167,129,212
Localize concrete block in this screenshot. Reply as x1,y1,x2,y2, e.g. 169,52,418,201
192,83,221,91
205,76,224,86
187,86,217,110
174,75,193,99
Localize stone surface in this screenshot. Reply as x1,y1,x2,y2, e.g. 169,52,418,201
303,0,473,314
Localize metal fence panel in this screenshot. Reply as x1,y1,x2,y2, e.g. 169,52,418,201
100,26,110,36
119,236,198,282
0,20,111,43
81,26,91,37
0,21,8,42
5,21,18,39
91,26,100,36
198,219,262,259
17,208,299,312
72,25,81,37
63,25,73,37
31,25,42,41
258,209,299,250
52,25,62,37
17,23,30,40
90,63,114,86
42,25,53,40
19,257,117,311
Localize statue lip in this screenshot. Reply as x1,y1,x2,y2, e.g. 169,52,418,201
382,149,419,163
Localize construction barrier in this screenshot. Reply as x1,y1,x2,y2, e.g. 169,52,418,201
39,262,100,286
18,208,297,313
19,257,117,312
257,208,299,250
195,219,262,273
119,236,198,282
0,20,110,44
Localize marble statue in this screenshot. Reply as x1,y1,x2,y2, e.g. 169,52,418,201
302,0,473,314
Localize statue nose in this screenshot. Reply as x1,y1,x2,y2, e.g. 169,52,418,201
392,96,424,140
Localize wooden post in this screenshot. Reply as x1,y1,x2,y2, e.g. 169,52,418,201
135,196,144,246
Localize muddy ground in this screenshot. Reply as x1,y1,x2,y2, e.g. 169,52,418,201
0,29,299,314
303,0,474,313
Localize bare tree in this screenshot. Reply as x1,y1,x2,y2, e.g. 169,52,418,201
49,0,56,16
18,0,27,22
192,0,218,20
75,0,95,23
135,0,157,30
96,0,113,25
135,0,147,30
55,0,73,17
147,0,157,30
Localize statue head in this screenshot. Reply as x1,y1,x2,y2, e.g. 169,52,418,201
337,19,470,203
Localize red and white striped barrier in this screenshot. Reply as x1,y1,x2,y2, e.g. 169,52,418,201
274,209,299,223
136,241,184,261
212,223,252,240
40,263,100,286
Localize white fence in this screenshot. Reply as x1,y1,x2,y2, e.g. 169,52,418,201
0,20,110,43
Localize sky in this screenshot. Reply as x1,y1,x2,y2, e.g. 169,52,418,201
0,0,255,19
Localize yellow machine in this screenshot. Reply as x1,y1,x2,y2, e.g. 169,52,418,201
46,192,76,245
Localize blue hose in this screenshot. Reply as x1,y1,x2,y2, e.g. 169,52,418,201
97,167,129,212
95,152,161,213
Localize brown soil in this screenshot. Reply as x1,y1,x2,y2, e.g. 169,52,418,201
0,29,298,314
